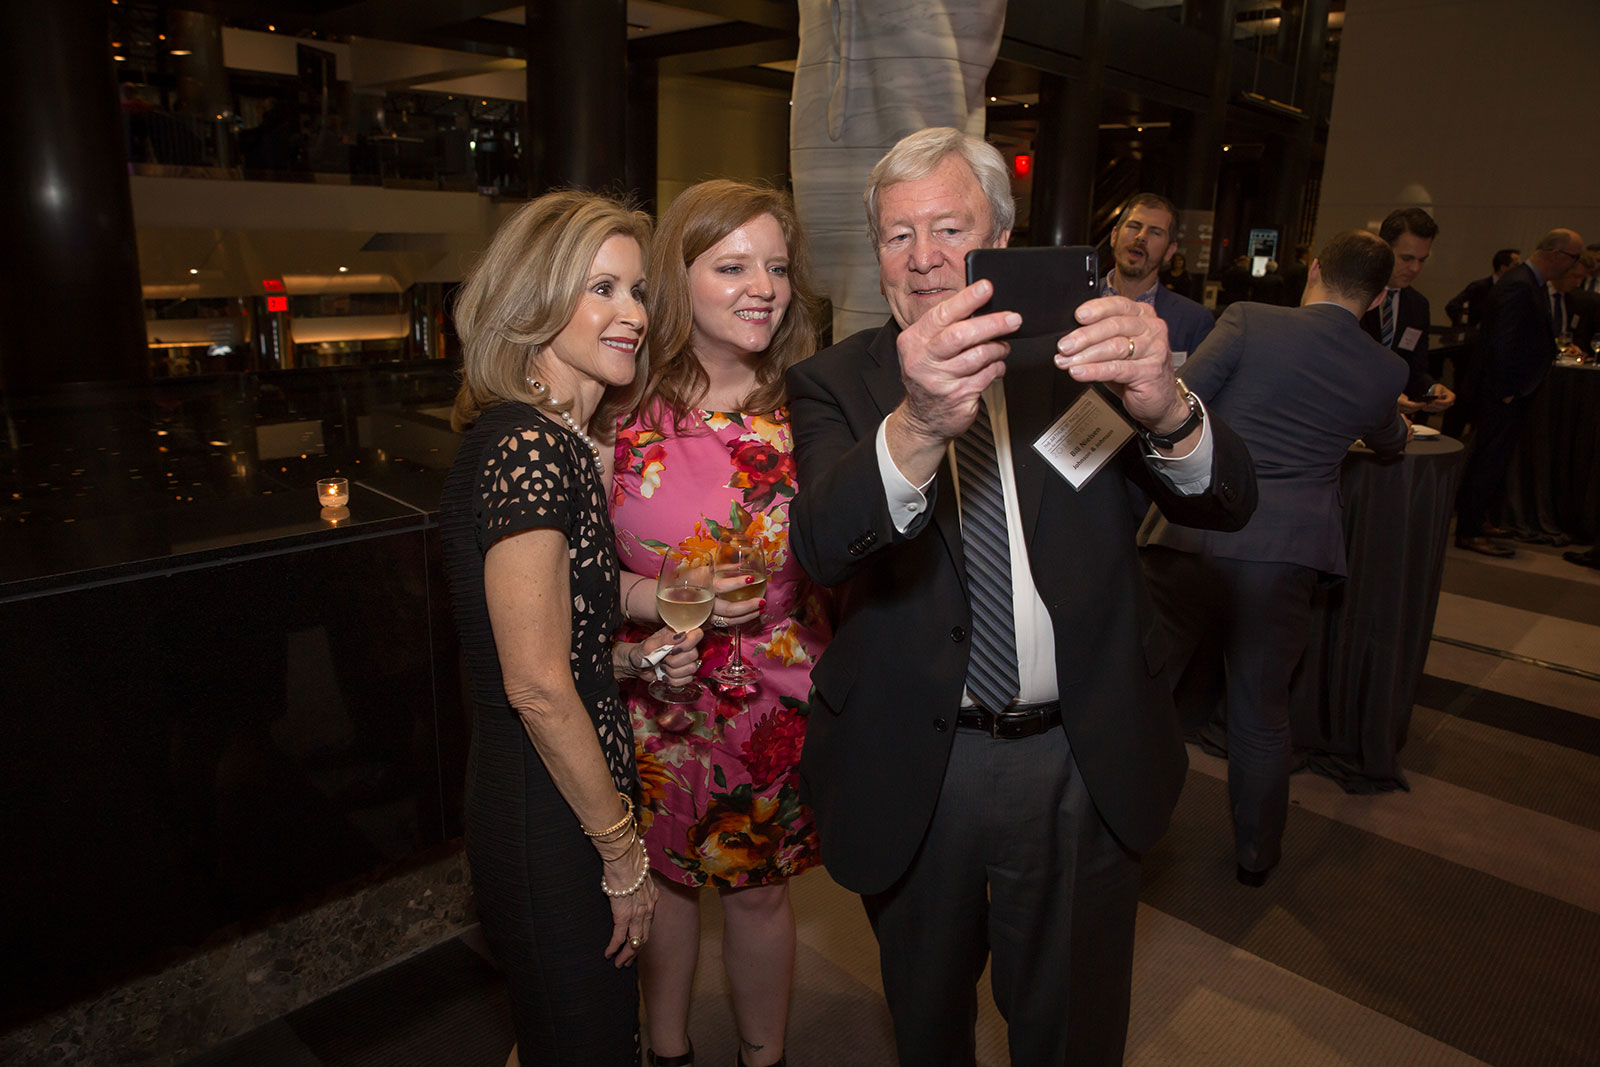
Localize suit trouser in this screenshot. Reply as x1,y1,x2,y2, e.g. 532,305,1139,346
1456,394,1531,538
1143,548,1316,872
862,726,1141,1067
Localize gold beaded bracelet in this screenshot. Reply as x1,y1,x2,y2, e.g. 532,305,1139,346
582,791,634,839
601,839,651,898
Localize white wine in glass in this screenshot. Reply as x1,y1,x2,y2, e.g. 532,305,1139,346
649,552,713,704
710,535,769,687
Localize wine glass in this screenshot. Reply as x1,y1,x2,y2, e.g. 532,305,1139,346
710,534,769,688
649,550,714,704
1589,336,1600,364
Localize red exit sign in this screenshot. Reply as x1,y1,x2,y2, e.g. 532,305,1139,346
262,279,285,292
266,295,288,312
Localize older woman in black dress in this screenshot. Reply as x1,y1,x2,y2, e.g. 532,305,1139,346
440,190,703,1065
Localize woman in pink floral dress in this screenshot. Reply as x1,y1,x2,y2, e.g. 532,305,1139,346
611,181,827,1067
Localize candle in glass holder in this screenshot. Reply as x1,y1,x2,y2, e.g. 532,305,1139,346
317,477,349,508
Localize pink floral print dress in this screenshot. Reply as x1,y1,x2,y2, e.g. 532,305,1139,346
612,405,828,888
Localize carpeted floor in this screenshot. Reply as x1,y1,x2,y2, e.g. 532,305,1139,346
186,542,1600,1066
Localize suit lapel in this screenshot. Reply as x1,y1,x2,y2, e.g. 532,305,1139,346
860,319,969,588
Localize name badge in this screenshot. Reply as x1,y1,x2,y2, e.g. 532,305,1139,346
1399,326,1422,352
1031,388,1136,490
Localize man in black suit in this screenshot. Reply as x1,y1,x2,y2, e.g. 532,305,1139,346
785,127,1256,1065
1140,231,1408,885
1361,208,1456,418
1447,248,1521,332
1564,251,1600,353
1444,248,1521,437
1455,227,1586,557
1282,243,1311,307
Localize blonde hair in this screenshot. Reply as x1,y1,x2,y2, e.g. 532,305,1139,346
450,190,653,433
634,180,819,434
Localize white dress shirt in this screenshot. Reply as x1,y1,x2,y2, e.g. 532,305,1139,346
875,382,1212,705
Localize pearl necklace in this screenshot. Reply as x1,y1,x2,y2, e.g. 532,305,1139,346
525,377,602,462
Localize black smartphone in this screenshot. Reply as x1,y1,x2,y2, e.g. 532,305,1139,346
965,246,1100,342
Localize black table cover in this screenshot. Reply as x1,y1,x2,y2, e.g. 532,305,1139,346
1498,363,1600,543
1178,437,1466,793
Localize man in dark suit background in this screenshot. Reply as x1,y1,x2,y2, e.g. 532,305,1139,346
785,127,1256,1065
1101,192,1216,365
1455,227,1586,557
1282,243,1311,307
1140,231,1408,886
1564,251,1600,353
1446,247,1521,333
1444,247,1521,437
1361,207,1457,418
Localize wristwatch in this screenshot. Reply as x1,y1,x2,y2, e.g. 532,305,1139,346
1141,378,1203,450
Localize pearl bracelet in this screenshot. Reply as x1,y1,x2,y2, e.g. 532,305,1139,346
601,842,651,897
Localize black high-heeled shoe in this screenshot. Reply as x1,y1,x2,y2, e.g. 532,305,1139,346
735,1053,785,1067
647,1041,694,1067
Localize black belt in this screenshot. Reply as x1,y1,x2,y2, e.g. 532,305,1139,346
955,701,1062,739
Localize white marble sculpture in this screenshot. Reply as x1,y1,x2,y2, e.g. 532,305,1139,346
790,0,1008,341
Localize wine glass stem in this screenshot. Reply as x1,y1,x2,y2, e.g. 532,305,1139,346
730,627,743,670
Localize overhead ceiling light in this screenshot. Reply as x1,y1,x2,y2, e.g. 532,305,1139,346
158,33,166,41
989,96,997,102
170,49,192,56
338,266,349,273
267,24,275,32
113,54,126,61
189,268,199,274
1222,144,1231,152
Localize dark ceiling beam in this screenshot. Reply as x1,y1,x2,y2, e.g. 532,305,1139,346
310,0,511,38
696,65,794,94
658,38,795,75
628,20,787,60
664,0,798,33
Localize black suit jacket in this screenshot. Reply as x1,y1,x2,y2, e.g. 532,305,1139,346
1361,285,1435,399
1484,261,1557,399
1143,303,1409,576
785,321,1257,894
1446,275,1494,329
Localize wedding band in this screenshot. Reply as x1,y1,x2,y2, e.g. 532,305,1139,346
1126,337,1137,359
629,936,642,948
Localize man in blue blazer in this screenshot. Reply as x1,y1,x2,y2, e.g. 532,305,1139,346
1102,192,1216,366
1141,231,1410,886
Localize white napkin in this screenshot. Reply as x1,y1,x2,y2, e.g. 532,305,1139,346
636,643,674,681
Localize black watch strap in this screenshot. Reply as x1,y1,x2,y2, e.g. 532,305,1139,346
1141,379,1203,450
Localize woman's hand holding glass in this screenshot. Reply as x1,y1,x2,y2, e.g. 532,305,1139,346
633,623,704,692
708,568,765,631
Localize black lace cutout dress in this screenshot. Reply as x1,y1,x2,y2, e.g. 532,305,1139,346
440,402,638,1063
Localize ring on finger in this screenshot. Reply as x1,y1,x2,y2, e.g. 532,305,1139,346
629,936,643,948
1126,337,1137,360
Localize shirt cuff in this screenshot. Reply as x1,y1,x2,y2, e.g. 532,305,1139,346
1142,397,1213,495
876,414,933,533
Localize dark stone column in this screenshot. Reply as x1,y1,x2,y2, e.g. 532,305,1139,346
1262,0,1329,253
1028,0,1105,248
1170,0,1238,276
0,0,147,396
524,0,628,195
625,56,659,216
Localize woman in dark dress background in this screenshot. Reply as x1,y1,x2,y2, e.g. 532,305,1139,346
440,190,703,1065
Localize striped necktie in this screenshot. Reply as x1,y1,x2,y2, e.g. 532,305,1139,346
952,394,1021,712
1380,289,1398,347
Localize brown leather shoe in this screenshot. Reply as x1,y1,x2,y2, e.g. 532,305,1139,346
1457,536,1515,558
